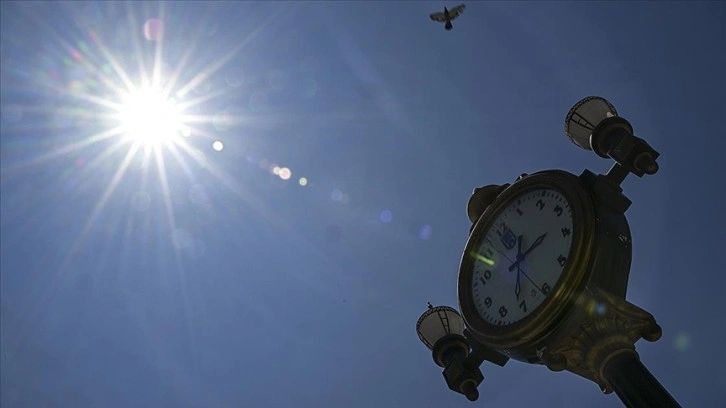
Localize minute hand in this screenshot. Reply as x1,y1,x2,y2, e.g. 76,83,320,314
508,232,548,271
523,232,548,256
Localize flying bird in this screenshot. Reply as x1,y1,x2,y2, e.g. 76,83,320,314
430,4,466,31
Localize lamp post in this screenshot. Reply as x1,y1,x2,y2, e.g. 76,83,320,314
416,97,681,408
415,303,507,401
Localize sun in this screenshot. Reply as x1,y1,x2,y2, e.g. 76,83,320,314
116,86,185,146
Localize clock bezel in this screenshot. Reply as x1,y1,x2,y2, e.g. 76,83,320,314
458,170,596,352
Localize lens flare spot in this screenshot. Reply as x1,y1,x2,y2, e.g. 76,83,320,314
68,80,85,94
192,149,208,169
171,228,193,250
673,332,691,352
595,303,607,316
279,167,292,180
583,300,607,317
272,166,281,175
330,189,351,203
298,177,308,186
190,79,212,96
213,110,233,131
470,251,494,265
419,224,433,240
143,18,164,41
224,70,244,88
212,140,224,151
78,41,90,53
70,48,83,62
380,210,393,223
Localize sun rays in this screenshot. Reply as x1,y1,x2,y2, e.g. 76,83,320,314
3,0,423,336
0,2,277,360
25,5,262,252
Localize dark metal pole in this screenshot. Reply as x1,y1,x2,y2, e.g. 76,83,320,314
603,352,682,408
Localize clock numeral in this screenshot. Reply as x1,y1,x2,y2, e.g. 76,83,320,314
496,222,508,237
498,306,508,318
497,222,517,250
484,297,492,308
516,208,523,216
478,270,492,287
536,199,545,211
557,254,567,267
485,247,494,258
542,282,551,295
519,300,527,312
554,205,563,217
561,227,571,237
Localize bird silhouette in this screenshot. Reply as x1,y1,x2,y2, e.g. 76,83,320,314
429,4,466,31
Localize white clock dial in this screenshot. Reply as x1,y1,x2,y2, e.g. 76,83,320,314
470,188,574,326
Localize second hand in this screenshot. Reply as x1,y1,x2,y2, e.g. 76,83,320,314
485,237,515,264
519,268,545,295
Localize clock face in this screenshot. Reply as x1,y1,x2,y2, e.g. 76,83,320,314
471,188,574,326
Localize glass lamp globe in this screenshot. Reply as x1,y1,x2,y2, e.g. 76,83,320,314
416,303,465,351
564,96,618,150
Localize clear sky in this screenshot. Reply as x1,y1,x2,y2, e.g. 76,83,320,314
1,1,725,407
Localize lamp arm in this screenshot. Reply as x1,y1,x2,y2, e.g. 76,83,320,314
463,329,509,368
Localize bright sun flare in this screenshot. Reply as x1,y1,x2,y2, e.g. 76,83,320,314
117,87,183,146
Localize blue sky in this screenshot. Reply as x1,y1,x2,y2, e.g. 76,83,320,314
1,1,725,407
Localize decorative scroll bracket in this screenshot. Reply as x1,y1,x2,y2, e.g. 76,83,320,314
539,286,662,393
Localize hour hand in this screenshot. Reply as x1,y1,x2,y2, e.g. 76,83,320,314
508,235,525,272
517,234,523,256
